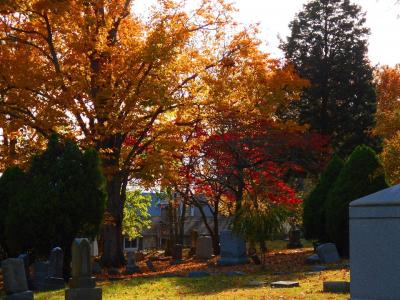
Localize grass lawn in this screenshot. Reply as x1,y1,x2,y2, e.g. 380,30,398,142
1,240,350,299
32,269,349,300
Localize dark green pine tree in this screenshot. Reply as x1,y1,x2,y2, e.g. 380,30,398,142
280,0,379,157
325,145,388,256
303,154,344,241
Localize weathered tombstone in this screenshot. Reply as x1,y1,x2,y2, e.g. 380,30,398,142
195,236,213,260
1,258,33,300
65,238,102,300
189,230,198,256
316,243,340,264
217,230,249,266
171,244,182,260
17,253,32,290
32,261,49,290
286,226,303,249
349,184,400,300
90,239,99,257
125,252,141,275
43,247,65,290
146,260,156,272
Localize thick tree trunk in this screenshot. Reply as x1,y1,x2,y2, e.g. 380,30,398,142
100,174,126,268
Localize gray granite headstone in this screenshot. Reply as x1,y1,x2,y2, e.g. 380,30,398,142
125,252,140,275
65,238,102,300
33,247,65,291
17,254,32,290
316,243,340,264
1,258,33,300
195,236,213,260
217,230,249,266
32,261,49,290
286,226,303,249
48,247,63,278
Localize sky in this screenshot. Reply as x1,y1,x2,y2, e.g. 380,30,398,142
233,0,400,67
135,0,400,67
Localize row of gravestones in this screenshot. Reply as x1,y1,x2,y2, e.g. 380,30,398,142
164,230,249,266
1,238,102,300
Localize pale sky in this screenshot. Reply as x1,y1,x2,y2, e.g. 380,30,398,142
233,0,400,67
135,0,400,66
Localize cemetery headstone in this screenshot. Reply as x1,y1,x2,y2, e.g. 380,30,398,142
1,258,33,300
43,247,65,290
217,230,249,266
90,239,99,257
65,238,102,300
271,281,299,288
316,243,340,264
286,226,303,249
172,244,183,260
146,260,156,272
125,252,141,275
17,253,32,290
32,261,49,290
195,236,213,260
323,281,350,293
305,254,321,265
189,230,198,256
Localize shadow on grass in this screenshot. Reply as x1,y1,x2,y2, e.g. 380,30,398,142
102,268,334,297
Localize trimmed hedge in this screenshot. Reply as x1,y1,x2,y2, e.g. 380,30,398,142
303,154,344,241
325,145,388,256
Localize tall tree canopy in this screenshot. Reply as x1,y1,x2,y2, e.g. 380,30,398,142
374,65,400,184
280,0,378,157
0,0,307,267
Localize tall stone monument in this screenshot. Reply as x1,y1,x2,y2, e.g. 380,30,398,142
65,238,102,300
1,258,34,300
217,230,249,266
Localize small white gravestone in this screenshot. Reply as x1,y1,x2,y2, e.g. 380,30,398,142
90,239,99,257
349,184,400,300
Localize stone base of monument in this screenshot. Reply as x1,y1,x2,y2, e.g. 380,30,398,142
4,290,34,300
124,266,141,275
42,277,65,291
69,276,96,288
65,287,102,300
217,257,249,266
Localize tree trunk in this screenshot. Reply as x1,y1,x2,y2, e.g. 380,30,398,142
212,200,220,255
178,201,186,245
100,174,126,268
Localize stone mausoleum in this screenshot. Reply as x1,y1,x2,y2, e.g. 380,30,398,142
350,184,400,300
